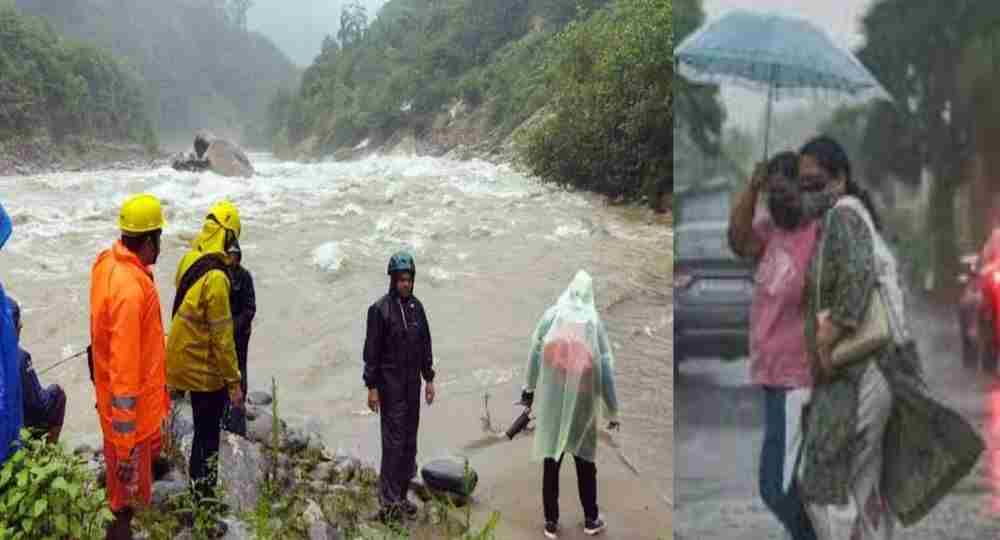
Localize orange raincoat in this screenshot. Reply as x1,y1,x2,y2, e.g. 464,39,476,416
89,241,169,461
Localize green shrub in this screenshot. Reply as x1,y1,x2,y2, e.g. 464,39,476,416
0,429,114,539
0,5,154,147
268,0,606,154
519,0,671,208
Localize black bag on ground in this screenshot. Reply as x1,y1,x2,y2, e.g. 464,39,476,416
421,458,478,497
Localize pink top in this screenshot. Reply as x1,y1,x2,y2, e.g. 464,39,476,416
749,206,819,388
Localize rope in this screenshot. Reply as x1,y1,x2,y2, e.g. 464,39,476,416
36,349,88,375
34,332,170,376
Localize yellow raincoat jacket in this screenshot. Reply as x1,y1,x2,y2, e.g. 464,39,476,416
166,219,241,392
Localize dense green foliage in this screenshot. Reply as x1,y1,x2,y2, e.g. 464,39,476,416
0,430,114,539
815,1,1000,289
0,3,155,148
15,0,298,145
519,0,671,207
269,0,674,209
268,0,611,154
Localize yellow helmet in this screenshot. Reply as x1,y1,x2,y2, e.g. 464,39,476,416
119,193,166,235
207,200,241,239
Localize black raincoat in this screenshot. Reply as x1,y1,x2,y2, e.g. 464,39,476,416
223,264,255,436
229,264,256,395
363,276,435,509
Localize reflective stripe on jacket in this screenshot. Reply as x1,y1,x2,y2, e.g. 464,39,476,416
89,241,169,459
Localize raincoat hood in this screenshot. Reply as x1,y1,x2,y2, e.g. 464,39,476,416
555,270,599,321
190,216,236,261
524,269,619,462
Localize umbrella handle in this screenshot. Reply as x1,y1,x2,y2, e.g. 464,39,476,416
763,66,776,163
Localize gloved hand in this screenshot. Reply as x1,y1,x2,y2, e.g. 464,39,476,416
229,385,245,410
607,420,621,432
161,417,172,456
117,449,139,498
519,389,534,409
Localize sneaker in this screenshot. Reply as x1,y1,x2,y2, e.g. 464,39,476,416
543,521,559,539
583,517,607,536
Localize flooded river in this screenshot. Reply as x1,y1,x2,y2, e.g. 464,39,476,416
0,152,670,538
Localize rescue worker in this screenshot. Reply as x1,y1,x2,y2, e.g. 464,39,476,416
0,201,22,466
9,297,68,444
520,270,619,539
166,200,243,535
223,240,254,436
363,251,436,523
89,193,170,539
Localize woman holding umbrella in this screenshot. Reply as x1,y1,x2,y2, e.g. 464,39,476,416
729,151,820,540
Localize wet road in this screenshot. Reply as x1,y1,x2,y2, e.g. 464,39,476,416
674,300,1000,539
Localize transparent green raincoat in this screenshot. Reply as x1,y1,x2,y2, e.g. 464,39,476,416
525,270,619,462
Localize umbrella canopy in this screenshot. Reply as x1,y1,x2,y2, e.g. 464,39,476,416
676,9,891,101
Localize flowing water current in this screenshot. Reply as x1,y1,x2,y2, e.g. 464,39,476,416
0,153,671,538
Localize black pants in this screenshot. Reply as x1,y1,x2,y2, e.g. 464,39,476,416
236,334,249,397
379,390,420,509
543,454,598,523
190,388,227,502
223,338,249,436
105,507,133,540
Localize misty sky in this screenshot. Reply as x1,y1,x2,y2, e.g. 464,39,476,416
247,0,388,66
700,0,876,132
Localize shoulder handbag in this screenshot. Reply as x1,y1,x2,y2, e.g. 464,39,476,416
815,205,892,368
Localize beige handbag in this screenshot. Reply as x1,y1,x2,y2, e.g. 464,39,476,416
815,209,892,368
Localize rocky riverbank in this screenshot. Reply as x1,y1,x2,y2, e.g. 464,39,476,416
0,136,166,177
270,102,671,213
70,386,491,540
272,98,539,170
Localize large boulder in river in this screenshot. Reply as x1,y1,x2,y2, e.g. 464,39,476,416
172,132,254,177
205,138,254,178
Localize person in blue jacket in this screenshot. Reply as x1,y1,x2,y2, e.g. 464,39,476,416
0,201,24,464
8,297,67,444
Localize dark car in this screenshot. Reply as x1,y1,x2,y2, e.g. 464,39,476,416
674,220,754,371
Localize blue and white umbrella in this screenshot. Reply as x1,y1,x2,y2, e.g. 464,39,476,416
675,9,892,159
